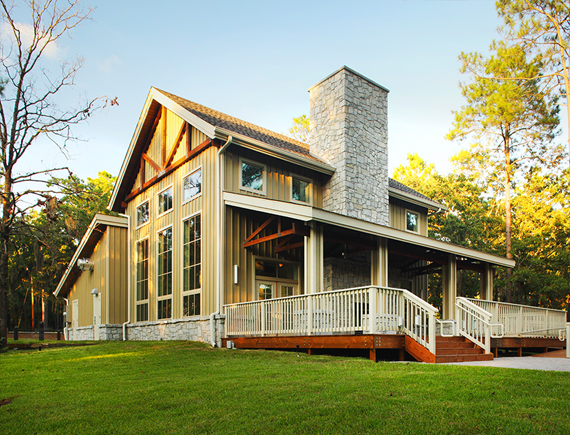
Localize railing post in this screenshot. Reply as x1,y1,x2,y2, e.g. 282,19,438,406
518,306,523,334
307,295,313,336
455,302,461,336
429,310,436,354
369,287,377,334
484,322,490,354
567,323,570,359
261,303,266,337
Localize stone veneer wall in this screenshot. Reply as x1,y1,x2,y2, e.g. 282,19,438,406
324,257,371,292
309,66,389,226
67,317,225,347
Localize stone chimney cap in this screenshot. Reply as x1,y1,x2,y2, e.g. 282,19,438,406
308,66,390,93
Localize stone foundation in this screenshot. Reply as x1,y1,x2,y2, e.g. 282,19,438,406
126,315,225,347
66,316,225,346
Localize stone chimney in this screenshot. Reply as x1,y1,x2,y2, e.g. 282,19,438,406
309,66,389,226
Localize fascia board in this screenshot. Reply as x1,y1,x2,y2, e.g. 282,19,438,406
223,192,515,268
388,187,448,211
214,127,335,176
108,88,218,211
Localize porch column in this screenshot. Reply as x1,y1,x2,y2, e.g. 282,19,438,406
304,222,323,294
480,263,493,301
442,254,457,320
371,237,388,287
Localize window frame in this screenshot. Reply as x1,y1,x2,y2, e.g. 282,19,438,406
156,224,173,320
181,211,202,317
157,184,174,217
135,199,150,229
135,237,150,322
405,209,420,233
182,167,203,205
239,158,266,195
290,174,313,205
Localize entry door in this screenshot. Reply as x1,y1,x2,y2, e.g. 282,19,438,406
256,281,298,300
93,294,101,340
72,300,78,339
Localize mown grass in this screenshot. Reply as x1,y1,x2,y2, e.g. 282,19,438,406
1,341,569,434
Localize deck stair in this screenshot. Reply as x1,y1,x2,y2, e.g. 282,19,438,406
435,336,494,363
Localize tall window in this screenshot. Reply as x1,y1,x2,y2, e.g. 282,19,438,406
182,214,201,316
136,200,149,227
240,160,265,193
183,168,202,203
157,227,172,319
406,211,419,233
135,239,149,322
158,187,173,215
292,177,310,204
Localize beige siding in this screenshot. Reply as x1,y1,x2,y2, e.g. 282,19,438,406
68,232,107,327
126,115,218,321
389,200,428,236
224,148,323,208
224,206,303,305
108,226,128,324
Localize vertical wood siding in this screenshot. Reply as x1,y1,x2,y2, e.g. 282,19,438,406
389,201,428,236
108,226,128,324
126,115,218,321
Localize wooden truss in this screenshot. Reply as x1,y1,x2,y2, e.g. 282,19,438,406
243,216,310,252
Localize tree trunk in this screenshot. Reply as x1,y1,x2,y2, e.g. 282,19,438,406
504,136,513,303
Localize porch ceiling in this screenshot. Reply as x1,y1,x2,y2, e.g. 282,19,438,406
224,192,515,268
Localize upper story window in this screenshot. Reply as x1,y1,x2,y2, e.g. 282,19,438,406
240,159,265,194
406,210,419,233
136,200,150,228
183,168,202,203
291,176,311,204
158,186,173,216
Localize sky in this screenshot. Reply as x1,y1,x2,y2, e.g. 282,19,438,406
8,0,510,182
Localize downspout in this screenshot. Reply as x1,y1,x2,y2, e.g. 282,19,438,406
213,135,233,347
63,297,69,340
119,212,131,340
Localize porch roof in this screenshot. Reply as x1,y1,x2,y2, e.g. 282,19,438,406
223,192,515,268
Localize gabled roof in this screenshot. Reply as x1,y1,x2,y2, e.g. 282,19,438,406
108,88,335,212
388,178,447,211
54,214,128,298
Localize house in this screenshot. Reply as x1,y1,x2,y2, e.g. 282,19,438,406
55,66,566,362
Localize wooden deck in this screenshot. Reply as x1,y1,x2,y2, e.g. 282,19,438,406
223,334,566,363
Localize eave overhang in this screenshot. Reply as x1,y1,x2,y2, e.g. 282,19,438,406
54,214,128,298
223,192,515,268
388,187,448,212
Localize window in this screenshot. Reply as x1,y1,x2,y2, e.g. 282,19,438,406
136,201,149,227
240,160,265,193
135,239,149,322
158,186,173,215
183,168,202,203
157,227,172,319
406,211,419,233
183,214,201,316
291,176,311,204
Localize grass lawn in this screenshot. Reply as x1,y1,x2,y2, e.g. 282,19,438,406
1,341,569,434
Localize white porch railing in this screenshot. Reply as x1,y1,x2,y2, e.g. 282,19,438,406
466,298,567,338
455,297,499,354
224,286,438,354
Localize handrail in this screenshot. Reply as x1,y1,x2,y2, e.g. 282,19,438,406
466,298,566,314
456,297,493,354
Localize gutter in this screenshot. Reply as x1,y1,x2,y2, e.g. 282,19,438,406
119,213,132,340
212,135,233,347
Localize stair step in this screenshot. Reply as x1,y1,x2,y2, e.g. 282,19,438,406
436,353,494,363
436,341,476,350
436,347,484,356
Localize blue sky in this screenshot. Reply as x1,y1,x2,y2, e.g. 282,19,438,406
12,0,507,181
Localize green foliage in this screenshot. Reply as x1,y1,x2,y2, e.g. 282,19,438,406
288,114,310,143
2,341,570,434
7,172,116,331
